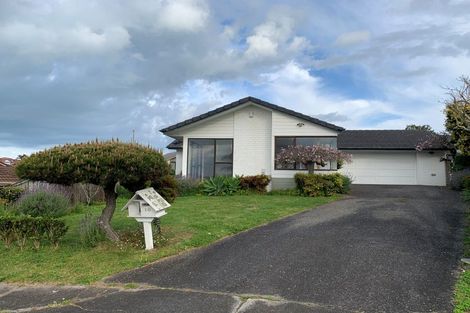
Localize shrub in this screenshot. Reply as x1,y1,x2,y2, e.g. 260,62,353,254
16,191,71,218
79,213,105,247
175,177,203,196
239,175,271,193
463,190,470,203
202,176,240,196
116,185,133,199
152,175,178,203
294,173,351,197
0,187,23,206
462,176,470,191
0,216,68,249
341,175,353,194
453,154,470,172
450,169,470,190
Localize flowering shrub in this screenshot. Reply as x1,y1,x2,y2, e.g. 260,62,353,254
275,145,352,173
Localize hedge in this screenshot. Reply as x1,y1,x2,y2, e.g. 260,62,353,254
0,216,68,249
0,186,23,205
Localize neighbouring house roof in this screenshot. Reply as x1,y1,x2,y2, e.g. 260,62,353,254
0,157,17,167
166,139,183,150
160,96,345,134
163,152,177,160
338,130,448,150
0,165,19,187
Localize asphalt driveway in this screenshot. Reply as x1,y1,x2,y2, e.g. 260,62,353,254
3,185,465,313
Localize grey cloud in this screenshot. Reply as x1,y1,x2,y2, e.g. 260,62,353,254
314,112,349,123
0,0,468,155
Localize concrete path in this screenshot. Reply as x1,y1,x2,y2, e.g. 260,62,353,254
0,186,465,313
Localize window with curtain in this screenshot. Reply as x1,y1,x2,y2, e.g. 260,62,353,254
188,139,233,179
274,137,337,170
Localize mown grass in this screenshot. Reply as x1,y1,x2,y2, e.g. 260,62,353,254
0,194,338,285
454,206,470,313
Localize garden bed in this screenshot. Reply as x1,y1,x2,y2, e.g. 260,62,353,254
0,194,338,284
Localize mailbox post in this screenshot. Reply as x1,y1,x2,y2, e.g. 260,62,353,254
122,188,170,250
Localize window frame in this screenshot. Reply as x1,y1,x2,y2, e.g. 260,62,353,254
274,136,338,171
187,138,234,179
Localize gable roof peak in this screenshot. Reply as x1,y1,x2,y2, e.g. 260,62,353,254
160,96,345,133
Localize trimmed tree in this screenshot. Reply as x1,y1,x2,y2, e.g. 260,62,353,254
16,140,177,241
275,145,352,174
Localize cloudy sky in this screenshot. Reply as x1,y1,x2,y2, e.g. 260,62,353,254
1,0,469,157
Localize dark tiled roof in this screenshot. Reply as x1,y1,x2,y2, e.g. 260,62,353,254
168,130,448,150
0,165,19,186
160,96,345,133
167,139,183,150
338,130,448,150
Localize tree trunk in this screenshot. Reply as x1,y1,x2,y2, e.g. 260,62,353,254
97,188,119,242
307,162,315,174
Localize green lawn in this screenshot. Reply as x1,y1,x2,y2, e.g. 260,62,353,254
454,208,470,313
0,194,338,285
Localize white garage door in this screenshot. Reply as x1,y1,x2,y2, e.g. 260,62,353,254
339,150,447,186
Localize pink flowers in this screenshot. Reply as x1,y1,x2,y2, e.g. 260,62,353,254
275,145,352,173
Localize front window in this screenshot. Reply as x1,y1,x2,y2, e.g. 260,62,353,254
188,139,233,179
275,137,337,170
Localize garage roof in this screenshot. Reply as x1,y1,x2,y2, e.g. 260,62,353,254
166,130,448,150
338,130,448,150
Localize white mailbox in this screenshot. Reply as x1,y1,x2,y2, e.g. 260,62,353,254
122,187,171,250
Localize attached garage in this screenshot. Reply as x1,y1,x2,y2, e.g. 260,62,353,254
338,130,449,186
339,150,447,186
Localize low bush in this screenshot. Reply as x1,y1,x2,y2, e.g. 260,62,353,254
294,173,352,197
202,176,240,196
462,176,470,191
176,177,203,196
0,216,68,249
463,190,470,203
79,213,105,247
239,175,271,193
450,169,470,190
453,154,470,172
153,175,178,202
0,186,23,206
16,191,71,217
116,185,133,199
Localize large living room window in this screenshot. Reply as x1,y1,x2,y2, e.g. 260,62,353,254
188,139,233,179
274,137,337,171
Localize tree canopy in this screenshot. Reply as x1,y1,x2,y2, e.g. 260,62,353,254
445,76,470,155
405,124,433,131
16,140,177,241
275,145,351,174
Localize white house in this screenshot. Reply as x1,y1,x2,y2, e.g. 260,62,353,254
161,97,449,188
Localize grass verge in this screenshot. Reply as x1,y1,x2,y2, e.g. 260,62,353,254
0,194,338,285
454,198,470,313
